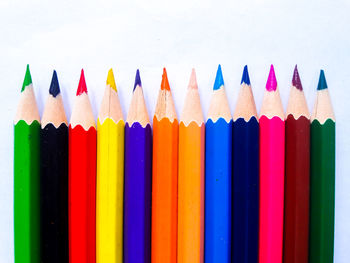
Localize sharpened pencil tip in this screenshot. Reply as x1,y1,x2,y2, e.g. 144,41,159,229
161,67,170,91
107,68,117,91
134,69,142,91
77,69,87,96
213,64,224,90
188,68,198,90
266,64,277,91
49,70,61,97
241,65,251,85
317,70,328,90
22,64,32,92
292,65,303,91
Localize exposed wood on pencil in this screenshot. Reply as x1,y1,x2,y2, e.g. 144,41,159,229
180,69,204,126
178,68,205,263
233,65,258,121
40,70,68,263
152,67,178,263
14,64,41,263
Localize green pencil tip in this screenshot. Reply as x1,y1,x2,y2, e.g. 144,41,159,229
21,64,33,92
317,70,328,90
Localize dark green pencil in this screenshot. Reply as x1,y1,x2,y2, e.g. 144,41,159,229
309,70,335,263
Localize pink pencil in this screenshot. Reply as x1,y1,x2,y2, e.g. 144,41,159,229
259,65,285,263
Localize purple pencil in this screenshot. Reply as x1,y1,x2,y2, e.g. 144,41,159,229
124,69,152,263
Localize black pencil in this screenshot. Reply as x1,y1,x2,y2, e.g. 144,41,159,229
40,70,69,263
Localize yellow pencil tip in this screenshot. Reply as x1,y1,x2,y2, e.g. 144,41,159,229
107,68,117,91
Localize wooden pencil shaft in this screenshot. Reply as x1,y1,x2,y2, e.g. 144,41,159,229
178,122,205,263
124,123,152,263
96,118,124,263
259,116,285,263
14,120,40,263
69,125,96,263
40,123,68,263
283,115,310,263
204,118,232,263
152,118,178,263
309,119,335,263
232,117,259,263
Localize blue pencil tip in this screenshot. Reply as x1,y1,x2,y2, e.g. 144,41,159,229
134,69,142,91
213,64,224,90
317,70,328,90
49,70,60,97
241,65,251,85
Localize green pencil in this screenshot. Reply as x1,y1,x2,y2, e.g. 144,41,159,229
309,70,336,263
14,65,41,263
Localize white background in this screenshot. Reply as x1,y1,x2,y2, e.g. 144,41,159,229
0,0,349,262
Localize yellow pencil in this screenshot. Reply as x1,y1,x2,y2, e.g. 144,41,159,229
96,69,125,263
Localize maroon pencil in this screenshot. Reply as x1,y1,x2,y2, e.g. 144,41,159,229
283,65,310,263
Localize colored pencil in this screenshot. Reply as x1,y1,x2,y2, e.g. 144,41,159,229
259,65,285,263
178,69,205,263
232,65,259,263
69,69,97,263
309,70,335,263
40,70,68,263
124,70,152,263
204,65,232,263
152,68,179,263
96,69,124,263
283,66,310,263
14,65,40,263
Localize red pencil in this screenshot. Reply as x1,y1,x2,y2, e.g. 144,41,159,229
69,69,97,263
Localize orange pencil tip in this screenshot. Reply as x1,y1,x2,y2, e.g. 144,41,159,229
161,68,170,91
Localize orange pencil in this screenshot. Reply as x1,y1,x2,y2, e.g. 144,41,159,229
152,68,179,263
178,69,205,263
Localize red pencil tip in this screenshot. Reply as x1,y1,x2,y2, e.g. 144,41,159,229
266,64,277,91
77,69,87,95
161,67,170,91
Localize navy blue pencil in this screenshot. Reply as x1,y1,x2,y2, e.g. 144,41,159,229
232,66,259,263
205,65,233,263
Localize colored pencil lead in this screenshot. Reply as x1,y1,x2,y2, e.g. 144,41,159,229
22,64,32,92
213,64,224,90
161,68,170,91
266,64,277,91
49,70,61,97
317,70,328,90
77,69,87,95
292,65,303,91
189,68,198,90
241,65,251,85
107,68,117,91
134,69,142,91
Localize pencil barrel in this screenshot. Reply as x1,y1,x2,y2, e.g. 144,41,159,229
309,119,335,263
259,116,285,263
124,123,152,263
204,118,232,263
232,117,259,263
69,125,96,263
283,115,310,263
96,119,124,263
152,118,178,263
14,120,40,263
40,123,68,263
178,122,205,263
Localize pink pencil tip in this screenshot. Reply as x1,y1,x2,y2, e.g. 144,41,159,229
188,68,198,89
77,69,87,95
266,64,277,91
